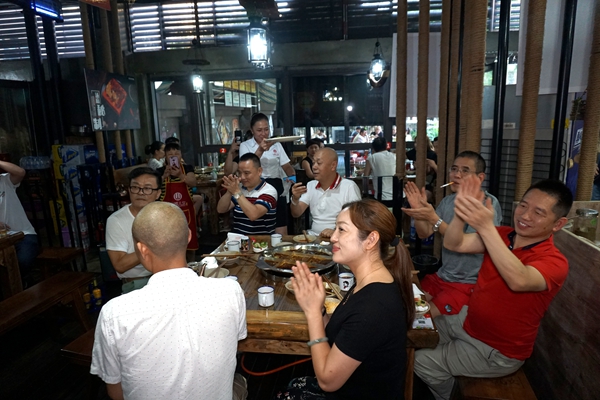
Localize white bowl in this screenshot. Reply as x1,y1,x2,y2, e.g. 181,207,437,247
203,268,230,278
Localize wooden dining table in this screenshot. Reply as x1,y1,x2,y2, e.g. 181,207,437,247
0,231,25,299
209,235,439,356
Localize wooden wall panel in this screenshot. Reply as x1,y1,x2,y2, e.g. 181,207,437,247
524,229,600,400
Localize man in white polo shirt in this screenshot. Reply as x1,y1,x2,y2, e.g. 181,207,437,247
290,148,362,238
106,167,161,293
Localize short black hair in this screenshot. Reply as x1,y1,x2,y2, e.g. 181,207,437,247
128,167,161,188
164,142,180,153
165,136,179,145
524,179,573,218
306,139,320,149
372,137,387,152
239,153,262,169
455,151,486,174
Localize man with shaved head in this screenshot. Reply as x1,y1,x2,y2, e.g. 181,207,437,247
290,147,361,237
91,202,248,400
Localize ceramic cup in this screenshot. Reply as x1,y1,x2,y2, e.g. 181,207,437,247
339,272,355,291
257,286,275,307
240,236,249,252
226,240,241,252
271,233,282,246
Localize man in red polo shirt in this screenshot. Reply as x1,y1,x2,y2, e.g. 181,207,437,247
414,177,572,400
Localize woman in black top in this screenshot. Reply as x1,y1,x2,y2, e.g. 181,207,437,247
301,139,320,180
277,199,415,400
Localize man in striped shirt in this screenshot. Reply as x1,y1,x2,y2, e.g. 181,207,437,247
217,153,278,235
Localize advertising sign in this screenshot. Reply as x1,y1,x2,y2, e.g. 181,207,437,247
84,69,141,131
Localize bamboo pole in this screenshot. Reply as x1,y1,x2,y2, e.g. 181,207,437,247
79,4,106,164
99,8,122,163
577,2,600,200
446,0,461,176
416,0,430,190
464,0,487,152
515,0,547,200
395,0,408,178
110,0,133,161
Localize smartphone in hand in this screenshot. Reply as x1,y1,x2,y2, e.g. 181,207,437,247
234,129,242,143
169,156,180,169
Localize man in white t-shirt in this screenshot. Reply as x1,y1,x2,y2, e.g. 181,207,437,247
106,167,162,293
91,202,247,400
352,128,368,144
364,137,396,201
0,160,39,285
290,148,362,237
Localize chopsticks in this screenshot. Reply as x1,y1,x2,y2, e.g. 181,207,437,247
302,230,311,243
322,275,344,301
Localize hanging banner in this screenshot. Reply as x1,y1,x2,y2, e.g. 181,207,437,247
84,68,141,131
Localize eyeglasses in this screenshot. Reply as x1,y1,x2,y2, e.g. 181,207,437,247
449,166,478,176
129,186,160,195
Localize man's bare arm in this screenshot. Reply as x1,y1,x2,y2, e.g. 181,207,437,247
0,161,26,185
107,383,124,400
107,250,140,274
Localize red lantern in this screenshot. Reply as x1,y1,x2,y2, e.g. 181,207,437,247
219,147,227,154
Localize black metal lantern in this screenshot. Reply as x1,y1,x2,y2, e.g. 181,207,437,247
368,40,390,88
247,17,272,69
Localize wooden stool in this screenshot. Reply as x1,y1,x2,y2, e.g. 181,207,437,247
452,368,537,400
35,247,85,279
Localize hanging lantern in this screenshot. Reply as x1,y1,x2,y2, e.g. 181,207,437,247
191,70,203,93
368,40,390,88
247,18,272,69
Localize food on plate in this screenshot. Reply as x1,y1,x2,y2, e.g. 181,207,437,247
102,78,127,115
252,240,269,252
324,298,341,314
293,234,317,243
415,298,429,313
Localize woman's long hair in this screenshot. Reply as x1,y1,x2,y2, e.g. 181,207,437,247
145,141,163,157
345,199,415,328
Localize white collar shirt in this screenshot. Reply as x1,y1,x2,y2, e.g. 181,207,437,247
298,174,362,234
91,268,247,400
239,137,291,179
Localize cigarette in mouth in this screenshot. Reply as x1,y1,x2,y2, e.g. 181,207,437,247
440,182,455,188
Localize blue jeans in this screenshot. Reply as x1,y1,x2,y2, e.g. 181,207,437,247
15,234,40,277
592,184,600,201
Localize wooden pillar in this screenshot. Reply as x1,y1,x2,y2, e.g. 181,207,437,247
434,0,452,259
464,0,487,152
395,0,408,177
446,0,461,175
515,0,548,200
457,2,471,153
576,3,600,200
416,0,430,190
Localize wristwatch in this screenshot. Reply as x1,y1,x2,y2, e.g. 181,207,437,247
233,192,242,200
432,218,443,232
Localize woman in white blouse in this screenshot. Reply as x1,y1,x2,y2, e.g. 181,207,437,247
145,141,165,170
239,113,296,235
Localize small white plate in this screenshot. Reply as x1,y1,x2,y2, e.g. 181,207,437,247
216,251,240,265
275,241,294,247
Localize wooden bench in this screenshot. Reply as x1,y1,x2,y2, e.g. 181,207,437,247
452,368,537,400
35,246,86,279
62,328,95,366
0,270,95,335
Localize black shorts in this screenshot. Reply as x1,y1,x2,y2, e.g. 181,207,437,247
266,178,288,228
